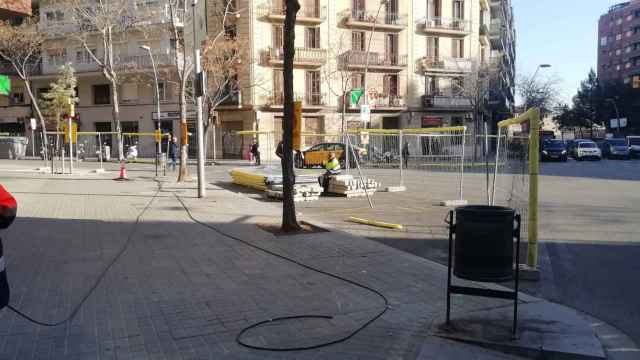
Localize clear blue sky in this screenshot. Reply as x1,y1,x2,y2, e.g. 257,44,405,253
513,0,622,104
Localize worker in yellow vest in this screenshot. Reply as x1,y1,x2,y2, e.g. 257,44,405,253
319,152,341,194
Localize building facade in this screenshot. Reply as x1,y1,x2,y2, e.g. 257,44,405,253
598,0,640,88
212,0,516,157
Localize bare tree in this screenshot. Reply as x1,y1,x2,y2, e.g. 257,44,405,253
0,18,49,154
165,0,193,181
517,72,561,117
281,0,301,232
201,0,256,161
62,0,151,160
323,33,359,135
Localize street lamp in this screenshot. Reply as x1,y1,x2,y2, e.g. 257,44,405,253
531,64,551,82
607,98,621,136
140,45,162,177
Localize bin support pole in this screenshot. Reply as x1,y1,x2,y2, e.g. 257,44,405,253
527,109,541,269
446,210,454,325
98,133,103,170
399,130,404,187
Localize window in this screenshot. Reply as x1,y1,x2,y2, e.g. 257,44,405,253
305,27,320,48
600,36,608,47
633,75,640,88
616,49,622,55
452,0,464,19
383,74,399,97
426,76,439,95
426,37,439,58
616,33,622,40
385,34,398,63
616,64,621,71
636,10,640,18
47,49,66,67
305,71,321,105
352,31,365,51
93,84,111,105
273,25,284,48
121,83,138,103
451,78,464,95
45,10,64,22
224,24,237,39
616,18,622,25
158,81,167,101
76,48,96,64
625,62,631,69
352,72,364,90
452,39,464,58
9,92,24,105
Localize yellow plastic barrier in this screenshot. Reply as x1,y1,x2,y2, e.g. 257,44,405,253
347,216,403,230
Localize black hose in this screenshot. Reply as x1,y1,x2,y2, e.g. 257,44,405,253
172,193,390,351
7,183,161,326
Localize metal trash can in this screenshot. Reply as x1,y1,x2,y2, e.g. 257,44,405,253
0,137,28,160
453,205,516,282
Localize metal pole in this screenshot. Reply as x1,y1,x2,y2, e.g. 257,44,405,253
399,130,404,187
527,109,541,269
31,130,35,158
68,116,73,175
459,127,466,201
484,121,489,204
491,127,502,206
98,132,103,170
193,0,206,198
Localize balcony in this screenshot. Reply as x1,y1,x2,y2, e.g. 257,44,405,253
418,57,472,74
341,10,406,32
422,94,472,110
39,4,184,34
346,93,405,110
489,22,504,49
265,92,326,109
119,53,175,70
261,47,327,68
256,3,325,25
418,17,471,36
338,50,407,72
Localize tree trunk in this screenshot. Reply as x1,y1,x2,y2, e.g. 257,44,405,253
281,0,301,232
177,88,189,182
110,79,123,161
23,80,48,157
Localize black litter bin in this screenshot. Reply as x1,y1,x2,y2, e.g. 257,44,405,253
446,205,522,336
454,205,515,282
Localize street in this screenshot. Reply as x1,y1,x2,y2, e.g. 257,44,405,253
282,158,640,345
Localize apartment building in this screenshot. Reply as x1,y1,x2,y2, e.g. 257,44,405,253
486,0,515,124
0,0,191,157
212,0,515,155
598,0,640,88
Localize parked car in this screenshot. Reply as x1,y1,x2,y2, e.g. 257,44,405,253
295,142,366,168
601,138,630,159
627,136,640,158
567,139,587,158
541,139,568,162
574,141,602,161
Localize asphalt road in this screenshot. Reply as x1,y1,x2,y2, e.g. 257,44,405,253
290,157,640,345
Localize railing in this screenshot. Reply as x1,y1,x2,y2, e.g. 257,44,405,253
422,94,472,109
267,92,325,106
257,2,325,20
343,10,407,27
420,17,471,33
119,53,174,69
419,56,472,72
265,47,327,65
339,50,407,67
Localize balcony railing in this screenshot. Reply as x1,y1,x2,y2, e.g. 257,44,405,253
339,50,407,70
119,53,174,69
419,56,472,73
419,17,471,34
342,10,407,30
422,94,472,109
267,92,326,107
256,2,326,23
263,47,327,67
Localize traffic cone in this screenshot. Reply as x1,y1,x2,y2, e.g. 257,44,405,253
114,161,130,181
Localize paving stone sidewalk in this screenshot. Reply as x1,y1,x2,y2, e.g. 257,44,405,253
0,169,615,359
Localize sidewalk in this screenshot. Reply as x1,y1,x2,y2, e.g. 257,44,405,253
0,167,633,359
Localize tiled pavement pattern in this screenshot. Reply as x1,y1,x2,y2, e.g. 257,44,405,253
0,170,528,359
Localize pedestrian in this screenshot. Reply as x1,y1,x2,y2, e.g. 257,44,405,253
0,184,17,310
250,141,261,166
275,140,284,160
168,136,178,171
402,142,410,168
318,152,341,194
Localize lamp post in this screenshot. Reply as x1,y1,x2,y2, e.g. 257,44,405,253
140,45,162,177
362,0,388,115
607,98,621,136
192,0,206,198
531,64,551,83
